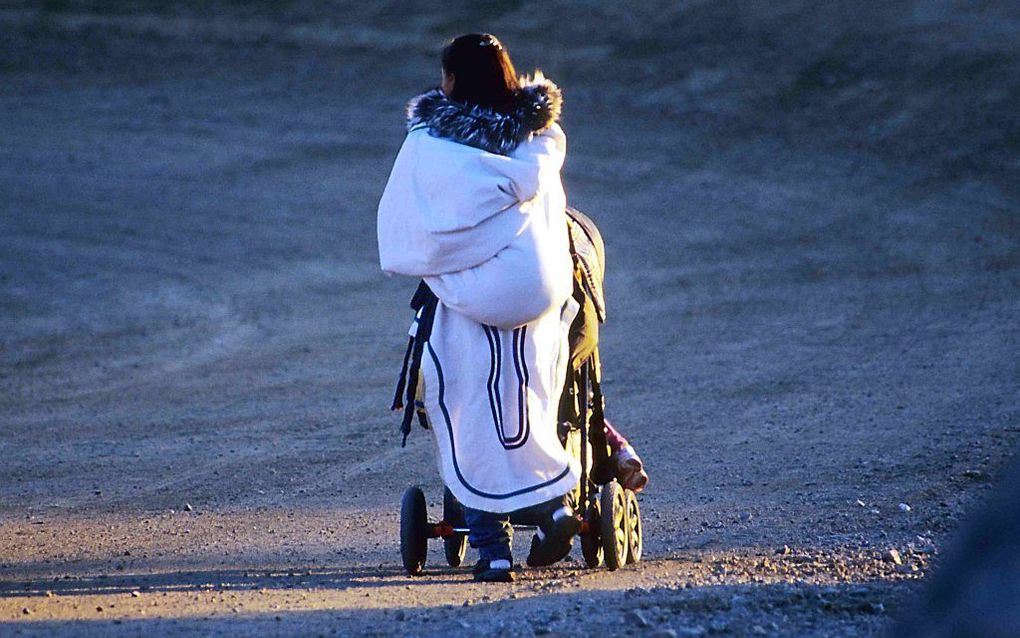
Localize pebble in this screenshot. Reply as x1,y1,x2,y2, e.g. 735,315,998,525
752,625,767,635
898,503,911,513
626,610,651,628
131,591,141,598
884,549,903,565
184,503,194,512
962,469,989,481
860,601,885,614
775,545,791,555
22,607,30,615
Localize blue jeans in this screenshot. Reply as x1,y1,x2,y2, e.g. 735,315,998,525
463,507,512,562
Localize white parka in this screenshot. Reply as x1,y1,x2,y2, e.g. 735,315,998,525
376,75,582,512
377,93,573,327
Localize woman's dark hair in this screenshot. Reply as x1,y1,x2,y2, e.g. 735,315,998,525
441,33,520,112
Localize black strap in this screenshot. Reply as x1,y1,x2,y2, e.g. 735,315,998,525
587,353,613,485
391,336,414,411
394,281,439,447
408,279,436,311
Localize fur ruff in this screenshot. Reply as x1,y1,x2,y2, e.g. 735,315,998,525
406,73,563,156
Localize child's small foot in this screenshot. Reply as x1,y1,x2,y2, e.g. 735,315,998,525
472,558,514,582
525,505,580,567
614,445,649,493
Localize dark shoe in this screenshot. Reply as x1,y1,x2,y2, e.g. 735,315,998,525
525,506,581,567
472,558,514,582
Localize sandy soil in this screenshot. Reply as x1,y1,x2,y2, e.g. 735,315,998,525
2,1,1019,636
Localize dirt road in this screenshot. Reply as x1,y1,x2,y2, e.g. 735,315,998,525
2,2,1018,636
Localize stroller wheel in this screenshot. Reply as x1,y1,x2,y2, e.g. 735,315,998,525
599,481,629,571
400,486,429,575
625,489,642,564
580,501,604,568
443,487,468,567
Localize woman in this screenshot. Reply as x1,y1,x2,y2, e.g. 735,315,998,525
377,33,580,582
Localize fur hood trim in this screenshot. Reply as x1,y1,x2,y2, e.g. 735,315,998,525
405,72,563,156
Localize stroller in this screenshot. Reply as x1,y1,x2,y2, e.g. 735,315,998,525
393,207,643,574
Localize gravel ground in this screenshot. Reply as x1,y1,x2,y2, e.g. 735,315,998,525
2,2,1018,636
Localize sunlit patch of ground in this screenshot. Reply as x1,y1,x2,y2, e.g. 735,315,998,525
0,463,937,637
2,556,921,637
